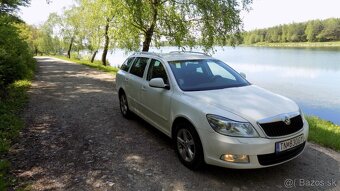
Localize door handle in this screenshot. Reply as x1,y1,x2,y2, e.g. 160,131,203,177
141,86,147,91
124,78,129,82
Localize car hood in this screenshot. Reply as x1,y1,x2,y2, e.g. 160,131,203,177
183,85,299,122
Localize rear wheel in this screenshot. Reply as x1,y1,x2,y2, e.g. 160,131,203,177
175,121,204,170
119,92,131,118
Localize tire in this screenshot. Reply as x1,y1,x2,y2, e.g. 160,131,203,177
119,92,131,118
174,121,205,170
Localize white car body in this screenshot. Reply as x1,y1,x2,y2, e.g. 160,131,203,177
116,52,309,169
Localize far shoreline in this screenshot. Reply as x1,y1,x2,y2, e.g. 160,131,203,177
242,41,340,48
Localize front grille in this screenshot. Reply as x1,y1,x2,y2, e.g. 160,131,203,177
259,115,303,137
258,142,305,166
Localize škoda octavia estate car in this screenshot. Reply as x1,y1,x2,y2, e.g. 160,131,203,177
116,51,309,169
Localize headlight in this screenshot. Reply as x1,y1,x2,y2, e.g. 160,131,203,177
206,114,259,137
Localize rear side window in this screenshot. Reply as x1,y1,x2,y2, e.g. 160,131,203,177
130,57,149,78
147,59,169,84
121,57,135,72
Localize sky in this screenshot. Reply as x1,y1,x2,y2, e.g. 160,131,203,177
241,0,340,30
19,0,75,25
19,0,340,31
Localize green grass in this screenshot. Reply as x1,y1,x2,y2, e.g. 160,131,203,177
0,159,11,190
249,41,340,48
52,55,119,75
0,60,36,190
306,116,340,151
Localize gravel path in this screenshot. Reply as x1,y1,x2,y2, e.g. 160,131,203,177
8,57,340,191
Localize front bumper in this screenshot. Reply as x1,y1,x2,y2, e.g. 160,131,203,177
199,122,309,169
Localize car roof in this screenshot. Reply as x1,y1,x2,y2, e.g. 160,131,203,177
131,51,212,62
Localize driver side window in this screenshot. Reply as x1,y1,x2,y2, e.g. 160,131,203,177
147,59,169,84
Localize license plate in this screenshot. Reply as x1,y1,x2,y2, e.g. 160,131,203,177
275,134,305,153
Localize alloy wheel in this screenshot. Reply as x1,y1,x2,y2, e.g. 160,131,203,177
177,128,196,162
120,94,128,115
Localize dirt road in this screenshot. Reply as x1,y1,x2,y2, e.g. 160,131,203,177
8,57,340,191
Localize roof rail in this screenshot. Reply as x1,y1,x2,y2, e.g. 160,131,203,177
132,51,161,57
169,51,211,56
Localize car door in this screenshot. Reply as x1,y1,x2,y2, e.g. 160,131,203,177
140,59,172,133
117,56,135,92
126,57,149,113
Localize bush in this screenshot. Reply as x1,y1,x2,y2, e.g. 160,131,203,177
0,14,34,98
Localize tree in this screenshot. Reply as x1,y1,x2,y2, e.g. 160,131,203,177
317,18,340,41
62,7,83,58
123,0,252,52
0,0,30,13
286,23,306,42
75,0,139,65
77,0,104,63
13,23,42,55
32,13,64,55
268,27,282,42
41,8,83,58
305,20,323,42
99,0,117,66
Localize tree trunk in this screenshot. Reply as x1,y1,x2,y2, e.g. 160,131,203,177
142,29,154,52
102,21,110,66
142,0,158,52
91,50,98,63
67,37,74,59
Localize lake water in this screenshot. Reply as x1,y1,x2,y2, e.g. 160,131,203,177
102,46,340,125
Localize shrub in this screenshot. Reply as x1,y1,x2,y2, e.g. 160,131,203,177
0,14,34,98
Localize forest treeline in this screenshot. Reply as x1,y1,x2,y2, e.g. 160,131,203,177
242,18,340,44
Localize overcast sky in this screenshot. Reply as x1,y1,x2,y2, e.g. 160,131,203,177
19,0,340,31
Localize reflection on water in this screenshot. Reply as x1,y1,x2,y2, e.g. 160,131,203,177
103,46,340,125
215,46,340,71
214,47,340,125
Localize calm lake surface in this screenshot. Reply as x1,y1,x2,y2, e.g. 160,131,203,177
104,46,340,125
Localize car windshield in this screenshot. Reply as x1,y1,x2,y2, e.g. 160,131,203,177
168,59,250,91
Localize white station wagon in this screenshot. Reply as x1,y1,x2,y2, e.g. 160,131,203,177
116,51,309,169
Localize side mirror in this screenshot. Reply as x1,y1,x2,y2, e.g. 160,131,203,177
149,78,169,89
240,72,246,79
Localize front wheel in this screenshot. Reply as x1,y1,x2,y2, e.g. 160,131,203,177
175,122,204,170
119,92,131,118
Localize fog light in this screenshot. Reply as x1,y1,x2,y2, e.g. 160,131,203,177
221,154,249,163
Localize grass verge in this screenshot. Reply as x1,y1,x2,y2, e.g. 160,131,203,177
249,41,340,48
306,116,340,151
0,60,36,190
52,55,119,75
